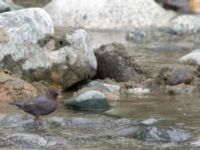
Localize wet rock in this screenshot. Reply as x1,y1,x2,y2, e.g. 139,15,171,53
140,118,161,126
146,44,189,51
152,67,193,88
0,0,10,13
108,126,140,138
65,90,111,112
126,27,180,43
179,49,200,66
135,127,192,143
44,136,69,148
44,0,172,29
0,72,38,102
84,80,120,101
86,81,120,92
7,133,47,148
47,116,67,127
1,114,32,128
95,43,145,82
191,137,200,146
167,84,195,95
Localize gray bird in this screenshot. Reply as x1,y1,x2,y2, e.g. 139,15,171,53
12,88,59,124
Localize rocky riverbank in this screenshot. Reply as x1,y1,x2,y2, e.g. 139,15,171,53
0,0,199,149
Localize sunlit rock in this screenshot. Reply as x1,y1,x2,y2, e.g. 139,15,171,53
0,8,97,88
44,0,172,29
179,49,200,65
22,29,97,89
170,15,200,33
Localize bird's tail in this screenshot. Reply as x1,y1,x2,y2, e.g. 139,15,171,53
9,100,23,107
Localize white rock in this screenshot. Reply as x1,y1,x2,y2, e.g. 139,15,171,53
191,137,200,146
179,49,200,65
0,8,96,88
7,133,47,147
0,8,54,61
22,29,97,88
128,87,150,95
45,0,172,29
170,15,200,33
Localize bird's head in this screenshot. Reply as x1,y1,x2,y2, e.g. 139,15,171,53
45,88,60,100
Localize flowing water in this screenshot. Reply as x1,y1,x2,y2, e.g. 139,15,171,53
0,30,199,149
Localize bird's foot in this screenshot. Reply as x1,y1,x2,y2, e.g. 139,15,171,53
34,117,43,126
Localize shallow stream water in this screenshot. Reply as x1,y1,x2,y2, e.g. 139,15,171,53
0,30,199,149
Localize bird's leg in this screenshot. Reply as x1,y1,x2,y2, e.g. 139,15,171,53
34,116,42,125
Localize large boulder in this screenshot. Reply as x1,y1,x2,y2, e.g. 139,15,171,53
44,0,172,29
95,43,145,82
0,8,97,89
22,29,97,89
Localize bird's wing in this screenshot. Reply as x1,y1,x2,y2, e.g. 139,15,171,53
21,100,49,115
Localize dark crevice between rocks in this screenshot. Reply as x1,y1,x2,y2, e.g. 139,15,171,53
38,34,71,50
0,55,26,76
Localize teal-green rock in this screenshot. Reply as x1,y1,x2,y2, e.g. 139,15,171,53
65,90,111,113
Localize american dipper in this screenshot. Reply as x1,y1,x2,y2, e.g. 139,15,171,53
13,88,59,124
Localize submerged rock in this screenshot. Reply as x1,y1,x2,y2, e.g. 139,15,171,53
7,133,47,148
44,0,172,29
65,90,111,112
86,81,120,92
95,43,145,82
135,127,192,143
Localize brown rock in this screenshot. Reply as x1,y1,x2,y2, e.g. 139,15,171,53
94,43,146,82
0,71,37,102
